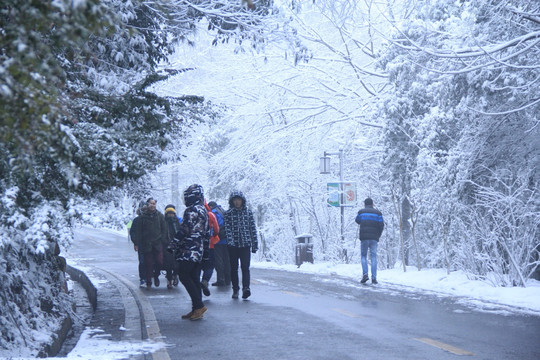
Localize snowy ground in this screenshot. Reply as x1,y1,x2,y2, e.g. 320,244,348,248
41,261,538,360
255,261,540,315
11,227,538,360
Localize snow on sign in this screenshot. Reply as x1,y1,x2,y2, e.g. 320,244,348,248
327,182,357,207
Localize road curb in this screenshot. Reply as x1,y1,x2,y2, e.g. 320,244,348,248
40,314,73,358
66,264,98,311
41,265,95,358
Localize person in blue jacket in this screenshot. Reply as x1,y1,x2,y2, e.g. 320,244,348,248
208,201,231,287
355,197,384,284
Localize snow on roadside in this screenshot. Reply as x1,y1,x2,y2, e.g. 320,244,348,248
9,327,167,360
253,261,540,314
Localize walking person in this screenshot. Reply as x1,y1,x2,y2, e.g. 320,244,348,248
167,184,210,320
355,197,384,284
200,200,220,296
129,201,147,287
164,204,181,289
224,191,258,299
131,198,167,289
208,201,231,287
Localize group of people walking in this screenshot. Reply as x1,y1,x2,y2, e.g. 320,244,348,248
129,184,258,321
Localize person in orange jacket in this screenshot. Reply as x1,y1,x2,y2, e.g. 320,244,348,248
201,199,220,296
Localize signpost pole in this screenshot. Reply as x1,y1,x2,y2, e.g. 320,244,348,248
338,150,345,261
321,150,349,262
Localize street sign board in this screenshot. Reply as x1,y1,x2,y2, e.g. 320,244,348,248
327,182,357,207
327,183,340,207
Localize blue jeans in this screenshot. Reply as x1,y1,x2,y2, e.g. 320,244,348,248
360,240,378,279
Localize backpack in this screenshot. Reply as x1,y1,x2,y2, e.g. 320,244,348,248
213,206,226,239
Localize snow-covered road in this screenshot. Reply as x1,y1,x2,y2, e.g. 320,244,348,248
54,227,540,360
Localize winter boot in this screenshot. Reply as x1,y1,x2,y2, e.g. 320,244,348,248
242,287,251,299
181,310,194,320
190,306,207,321
167,280,173,289
360,274,369,284
232,289,239,299
372,278,378,285
201,280,211,296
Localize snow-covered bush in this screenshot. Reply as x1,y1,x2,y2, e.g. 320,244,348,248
0,193,73,357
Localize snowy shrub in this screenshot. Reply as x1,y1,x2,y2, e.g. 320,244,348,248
0,199,73,357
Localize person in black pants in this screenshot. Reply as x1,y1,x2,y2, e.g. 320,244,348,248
167,184,210,320
224,191,258,299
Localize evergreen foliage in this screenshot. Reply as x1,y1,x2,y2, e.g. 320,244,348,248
0,0,223,355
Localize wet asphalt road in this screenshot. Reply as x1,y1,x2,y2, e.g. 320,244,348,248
67,227,540,360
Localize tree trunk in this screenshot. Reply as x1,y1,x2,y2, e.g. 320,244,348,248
401,195,411,266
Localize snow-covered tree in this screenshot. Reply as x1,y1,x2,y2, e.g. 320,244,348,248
1,0,285,354
377,0,540,284
150,0,408,264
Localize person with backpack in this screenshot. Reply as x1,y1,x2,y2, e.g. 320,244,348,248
167,184,210,320
224,191,258,299
355,197,384,285
200,200,220,296
208,201,231,287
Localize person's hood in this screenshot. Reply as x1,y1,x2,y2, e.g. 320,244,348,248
142,208,157,217
228,190,246,209
183,184,204,207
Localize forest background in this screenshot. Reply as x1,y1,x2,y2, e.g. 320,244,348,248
1,0,538,356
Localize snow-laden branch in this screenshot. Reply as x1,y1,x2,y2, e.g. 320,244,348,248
393,30,540,59
398,37,540,75
467,97,540,116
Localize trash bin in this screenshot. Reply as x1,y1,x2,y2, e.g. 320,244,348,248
295,234,314,267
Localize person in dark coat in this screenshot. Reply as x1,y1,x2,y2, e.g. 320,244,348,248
131,198,167,289
167,184,210,320
224,191,258,300
355,197,384,284
164,204,181,289
130,201,148,287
